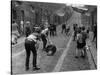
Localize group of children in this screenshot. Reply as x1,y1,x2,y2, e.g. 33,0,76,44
61,23,70,36
24,22,90,71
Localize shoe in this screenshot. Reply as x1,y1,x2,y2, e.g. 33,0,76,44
26,67,29,71
81,55,85,58
73,39,75,41
33,67,40,70
75,56,79,58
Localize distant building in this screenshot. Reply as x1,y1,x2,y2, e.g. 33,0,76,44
11,1,74,34
11,1,41,34
72,5,97,30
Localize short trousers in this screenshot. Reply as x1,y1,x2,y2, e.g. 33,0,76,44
77,42,86,49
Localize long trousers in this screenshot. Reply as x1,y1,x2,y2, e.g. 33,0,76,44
25,39,37,68
73,31,77,40
41,34,47,49
42,39,47,49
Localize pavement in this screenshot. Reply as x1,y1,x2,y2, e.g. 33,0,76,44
12,36,25,48
11,11,97,75
86,32,97,69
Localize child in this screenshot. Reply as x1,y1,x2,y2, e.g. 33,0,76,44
75,26,87,58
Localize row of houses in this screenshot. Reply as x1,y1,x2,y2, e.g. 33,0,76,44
81,5,97,29
11,1,73,35
72,5,97,30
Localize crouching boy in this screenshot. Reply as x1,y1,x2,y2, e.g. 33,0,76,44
24,30,41,71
